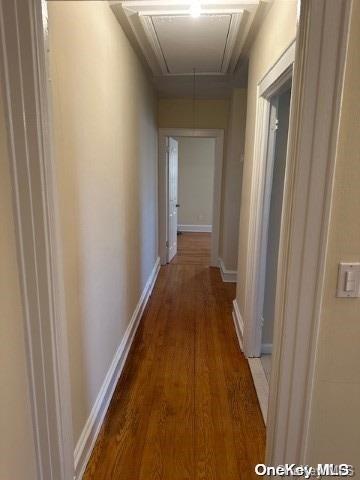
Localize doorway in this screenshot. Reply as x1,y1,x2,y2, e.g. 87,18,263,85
159,129,224,267
241,42,295,423
260,85,292,384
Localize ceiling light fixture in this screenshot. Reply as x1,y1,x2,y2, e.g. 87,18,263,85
189,1,201,18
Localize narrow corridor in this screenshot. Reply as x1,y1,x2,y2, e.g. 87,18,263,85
84,234,265,479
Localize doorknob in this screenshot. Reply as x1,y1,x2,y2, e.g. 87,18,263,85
176,204,180,207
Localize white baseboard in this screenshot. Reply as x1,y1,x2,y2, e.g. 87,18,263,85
232,299,244,352
261,343,273,355
248,358,269,425
219,258,237,283
74,257,161,479
178,224,212,233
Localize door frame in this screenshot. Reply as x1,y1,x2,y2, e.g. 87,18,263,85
158,128,224,267
243,41,295,358
0,1,74,479
266,0,351,465
167,136,179,262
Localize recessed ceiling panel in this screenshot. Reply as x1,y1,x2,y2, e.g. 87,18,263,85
151,15,231,74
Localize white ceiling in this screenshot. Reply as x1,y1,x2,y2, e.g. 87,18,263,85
110,0,263,97
152,15,231,74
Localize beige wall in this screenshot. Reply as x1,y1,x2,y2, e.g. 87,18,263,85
220,88,247,270
0,84,38,479
48,1,158,445
236,0,297,316
177,137,215,227
158,98,229,130
306,0,360,470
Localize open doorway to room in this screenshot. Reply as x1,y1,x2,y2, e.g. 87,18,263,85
259,84,292,385
173,136,216,265
159,129,224,268
241,42,295,423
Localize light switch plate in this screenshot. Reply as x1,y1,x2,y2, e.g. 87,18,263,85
336,262,360,298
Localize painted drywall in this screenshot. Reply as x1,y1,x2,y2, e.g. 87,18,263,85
236,0,297,320
158,98,229,130
0,83,38,480
306,0,360,470
177,137,215,227
262,88,291,345
220,88,247,271
48,1,158,446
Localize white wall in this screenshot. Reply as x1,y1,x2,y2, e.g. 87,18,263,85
177,137,215,228
306,0,360,470
48,1,158,447
0,81,38,480
220,88,247,271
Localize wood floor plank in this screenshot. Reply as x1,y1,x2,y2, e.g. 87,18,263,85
139,265,194,480
195,267,240,480
84,233,265,480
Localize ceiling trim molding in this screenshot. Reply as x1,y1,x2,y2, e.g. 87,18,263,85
110,0,261,96
221,12,242,72
139,15,168,73
112,0,259,15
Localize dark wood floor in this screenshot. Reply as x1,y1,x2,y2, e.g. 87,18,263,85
84,233,265,480
170,232,211,266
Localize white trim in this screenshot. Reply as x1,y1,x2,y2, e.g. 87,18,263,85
74,257,160,480
0,1,74,478
114,0,260,13
110,2,256,77
139,15,168,74
178,224,212,233
266,0,351,465
219,258,237,283
261,343,272,355
221,12,243,73
248,358,269,424
232,299,244,352
243,43,295,358
159,128,224,267
258,41,296,97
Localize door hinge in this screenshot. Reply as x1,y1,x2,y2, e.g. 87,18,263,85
166,240,169,247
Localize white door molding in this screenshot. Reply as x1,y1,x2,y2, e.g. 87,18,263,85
243,41,295,358
0,1,73,479
158,128,224,267
267,0,352,465
167,137,179,262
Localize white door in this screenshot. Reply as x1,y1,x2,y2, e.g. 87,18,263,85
167,137,178,262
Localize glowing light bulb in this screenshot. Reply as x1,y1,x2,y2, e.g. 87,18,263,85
190,1,201,17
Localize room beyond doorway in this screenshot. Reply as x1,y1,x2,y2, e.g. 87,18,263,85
159,129,224,267
177,137,215,235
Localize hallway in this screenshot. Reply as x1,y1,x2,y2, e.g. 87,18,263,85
84,234,265,479
171,232,211,266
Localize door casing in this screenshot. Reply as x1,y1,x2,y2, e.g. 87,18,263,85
167,137,179,262
242,43,295,359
